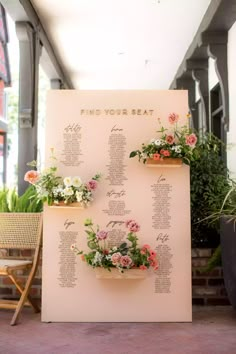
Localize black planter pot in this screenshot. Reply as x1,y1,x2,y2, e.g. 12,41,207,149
220,216,236,309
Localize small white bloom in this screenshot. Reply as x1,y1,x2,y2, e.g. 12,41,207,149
63,187,74,196
64,176,72,187
72,176,82,187
141,153,147,159
93,251,103,265
172,145,182,153
155,139,164,146
76,191,83,202
150,138,155,144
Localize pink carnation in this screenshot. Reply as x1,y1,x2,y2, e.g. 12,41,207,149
168,113,179,124
149,250,157,257
111,252,122,265
151,260,158,270
128,221,140,233
24,170,39,185
153,153,161,161
87,180,97,190
96,230,108,241
160,149,170,157
140,265,147,270
141,244,151,254
185,133,197,147
120,255,132,268
163,150,170,157
165,134,175,144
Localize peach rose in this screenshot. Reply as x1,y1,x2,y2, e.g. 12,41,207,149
24,170,39,184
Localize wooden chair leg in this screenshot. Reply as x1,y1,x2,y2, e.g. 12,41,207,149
8,273,40,313
9,269,40,325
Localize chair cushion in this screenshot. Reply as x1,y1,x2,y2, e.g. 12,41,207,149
0,259,32,272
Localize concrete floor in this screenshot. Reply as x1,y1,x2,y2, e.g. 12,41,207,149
0,307,236,354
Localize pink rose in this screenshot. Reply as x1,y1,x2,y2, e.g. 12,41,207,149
168,113,179,124
140,265,147,270
96,230,108,240
125,219,135,228
24,170,40,185
128,221,140,233
111,252,122,265
153,153,161,161
87,180,97,190
165,134,175,144
185,133,197,147
120,255,132,268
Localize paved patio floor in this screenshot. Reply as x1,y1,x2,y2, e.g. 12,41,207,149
0,306,236,354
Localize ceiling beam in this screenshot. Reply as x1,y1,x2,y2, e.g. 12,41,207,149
1,0,74,88
170,0,228,89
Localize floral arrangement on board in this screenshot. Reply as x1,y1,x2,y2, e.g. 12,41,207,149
129,113,198,164
71,219,158,272
24,153,101,206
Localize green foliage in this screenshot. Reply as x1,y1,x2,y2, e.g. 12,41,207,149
201,245,222,273
218,181,236,220
0,186,43,212
190,133,231,248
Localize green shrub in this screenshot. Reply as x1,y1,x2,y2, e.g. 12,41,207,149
190,134,230,248
0,186,43,212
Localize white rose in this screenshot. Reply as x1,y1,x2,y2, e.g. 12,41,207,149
72,176,82,187
64,177,72,187
63,187,74,196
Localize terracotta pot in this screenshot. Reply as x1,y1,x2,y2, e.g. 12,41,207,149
94,267,147,279
146,157,183,167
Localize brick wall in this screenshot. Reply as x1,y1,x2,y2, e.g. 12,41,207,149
0,248,230,305
192,248,230,306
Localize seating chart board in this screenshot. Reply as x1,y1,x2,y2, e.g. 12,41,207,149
42,90,192,322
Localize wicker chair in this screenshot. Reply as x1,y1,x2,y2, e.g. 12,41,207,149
0,213,43,325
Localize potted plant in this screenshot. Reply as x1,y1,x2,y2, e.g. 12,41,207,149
218,182,236,309
190,133,230,248
71,219,158,279
0,186,43,212
129,113,198,166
